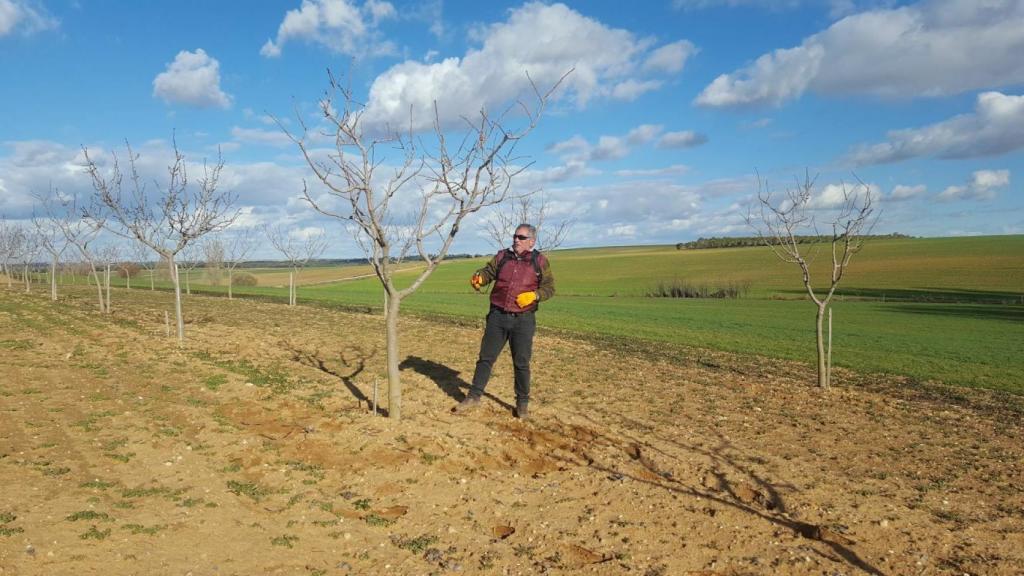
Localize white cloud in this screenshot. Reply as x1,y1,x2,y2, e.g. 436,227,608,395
615,164,690,178
230,127,294,147
796,180,881,210
152,49,232,109
696,0,1024,108
0,0,57,37
642,40,696,74
938,169,1010,202
362,2,693,131
591,136,629,161
846,92,1024,165
260,0,397,58
611,79,663,101
657,131,708,149
890,184,926,201
671,0,880,19
625,124,663,145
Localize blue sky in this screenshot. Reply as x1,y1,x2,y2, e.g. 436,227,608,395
1,0,1022,258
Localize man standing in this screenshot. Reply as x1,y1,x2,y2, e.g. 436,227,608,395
453,224,555,420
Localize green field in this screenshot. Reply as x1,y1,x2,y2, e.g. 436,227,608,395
40,235,1024,393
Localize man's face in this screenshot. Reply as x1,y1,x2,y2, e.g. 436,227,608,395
513,228,535,252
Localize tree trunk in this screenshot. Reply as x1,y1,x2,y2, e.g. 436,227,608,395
385,292,402,420
126,272,131,290
289,270,295,306
186,269,191,295
815,303,828,388
24,265,30,293
50,256,58,301
228,269,233,300
90,266,105,313
172,262,185,345
150,270,154,290
105,264,111,313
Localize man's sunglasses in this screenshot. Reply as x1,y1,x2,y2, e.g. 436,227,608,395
513,234,531,241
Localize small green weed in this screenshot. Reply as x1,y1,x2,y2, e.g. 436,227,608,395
391,534,438,554
353,498,372,510
66,511,112,522
271,534,299,548
79,526,111,540
204,374,228,391
364,514,395,527
0,339,34,350
123,523,167,535
227,480,273,502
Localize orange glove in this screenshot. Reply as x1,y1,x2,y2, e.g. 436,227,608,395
515,291,538,308
470,273,484,291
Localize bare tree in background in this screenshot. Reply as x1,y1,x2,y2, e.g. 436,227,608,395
48,191,107,312
0,217,27,289
746,172,877,388
81,139,237,344
281,69,569,420
31,193,70,301
179,243,202,295
16,229,41,293
219,228,257,299
95,243,121,312
483,191,575,252
130,240,156,290
264,224,327,306
202,237,226,286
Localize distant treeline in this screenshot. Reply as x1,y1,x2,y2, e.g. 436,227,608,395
676,233,912,250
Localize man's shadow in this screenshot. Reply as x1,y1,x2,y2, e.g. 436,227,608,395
400,355,513,411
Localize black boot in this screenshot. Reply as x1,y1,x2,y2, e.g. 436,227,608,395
514,401,529,420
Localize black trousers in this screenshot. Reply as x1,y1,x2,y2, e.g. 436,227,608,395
469,307,536,403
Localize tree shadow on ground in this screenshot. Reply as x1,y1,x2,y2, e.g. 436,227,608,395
503,412,884,575
876,303,1024,323
279,340,387,416
399,355,513,411
778,287,1023,305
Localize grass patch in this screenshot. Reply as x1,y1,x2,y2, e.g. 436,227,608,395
123,523,168,535
203,374,228,391
270,534,299,548
66,511,112,522
391,534,439,554
0,339,34,350
79,526,112,540
227,480,273,502
364,513,395,527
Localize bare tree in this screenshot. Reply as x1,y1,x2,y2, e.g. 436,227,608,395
218,228,257,299
202,237,226,286
48,192,107,312
81,139,237,344
17,229,41,293
179,242,202,295
483,191,575,252
129,240,156,290
264,224,327,306
0,217,26,289
281,69,568,419
95,243,121,312
746,172,877,388
31,200,70,301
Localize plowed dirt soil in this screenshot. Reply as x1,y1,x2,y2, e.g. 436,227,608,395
1,287,1021,575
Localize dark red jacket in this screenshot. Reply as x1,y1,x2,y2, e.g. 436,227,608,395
477,249,555,313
